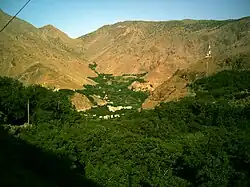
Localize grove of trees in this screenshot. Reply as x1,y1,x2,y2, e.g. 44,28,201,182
1,69,250,186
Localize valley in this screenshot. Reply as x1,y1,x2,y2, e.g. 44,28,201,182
75,63,148,117
1,9,250,102
0,6,250,187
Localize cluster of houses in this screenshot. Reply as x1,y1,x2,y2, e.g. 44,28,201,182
99,114,122,119
82,103,133,120
83,113,125,120
107,105,132,112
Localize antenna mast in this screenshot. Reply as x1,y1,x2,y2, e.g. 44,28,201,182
205,44,212,76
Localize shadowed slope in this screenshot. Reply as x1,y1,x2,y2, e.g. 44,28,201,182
0,126,101,187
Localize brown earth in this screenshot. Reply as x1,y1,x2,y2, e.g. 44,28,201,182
1,9,249,108
71,92,93,111
78,17,250,89
0,10,96,90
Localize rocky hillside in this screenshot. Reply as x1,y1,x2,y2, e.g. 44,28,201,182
143,52,250,109
0,9,96,89
1,9,249,99
78,17,250,89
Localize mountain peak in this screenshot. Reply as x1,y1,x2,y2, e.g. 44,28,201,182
39,24,70,39
40,24,57,30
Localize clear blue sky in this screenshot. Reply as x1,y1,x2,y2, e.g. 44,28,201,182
1,0,250,38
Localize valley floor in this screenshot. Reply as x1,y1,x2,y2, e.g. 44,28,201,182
75,67,149,119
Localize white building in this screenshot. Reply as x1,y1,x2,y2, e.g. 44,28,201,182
205,44,212,58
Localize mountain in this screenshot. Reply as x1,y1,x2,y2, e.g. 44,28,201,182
78,17,250,89
1,9,249,100
0,10,96,89
77,17,248,109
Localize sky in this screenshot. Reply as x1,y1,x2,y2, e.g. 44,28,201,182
0,0,250,38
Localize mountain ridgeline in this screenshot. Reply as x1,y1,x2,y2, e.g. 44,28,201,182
78,17,250,87
1,9,250,92
0,9,96,89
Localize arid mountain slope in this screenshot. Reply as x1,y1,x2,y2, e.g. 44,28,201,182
143,48,250,109
0,10,96,89
79,17,250,88
1,8,249,97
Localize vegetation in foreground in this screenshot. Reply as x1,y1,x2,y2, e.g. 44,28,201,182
1,70,250,186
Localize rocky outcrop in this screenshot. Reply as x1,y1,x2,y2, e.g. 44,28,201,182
129,81,155,92
71,92,93,111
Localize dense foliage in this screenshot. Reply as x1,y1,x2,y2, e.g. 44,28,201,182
0,77,77,125
1,70,250,186
76,72,149,110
